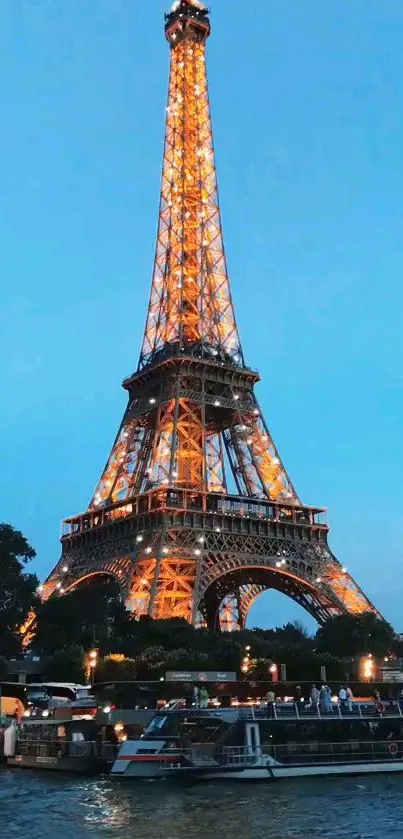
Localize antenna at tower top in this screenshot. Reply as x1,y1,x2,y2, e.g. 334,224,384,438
170,0,208,12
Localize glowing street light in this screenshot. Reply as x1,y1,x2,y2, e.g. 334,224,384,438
361,654,375,682
269,663,278,681
88,648,98,685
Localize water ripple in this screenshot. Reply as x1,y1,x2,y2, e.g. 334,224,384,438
1,769,403,838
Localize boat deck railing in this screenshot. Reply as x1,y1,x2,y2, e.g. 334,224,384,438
217,739,403,767
239,700,403,721
15,739,117,760
158,739,403,771
168,700,403,721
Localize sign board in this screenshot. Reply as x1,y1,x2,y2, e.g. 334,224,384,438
381,669,403,683
165,671,236,683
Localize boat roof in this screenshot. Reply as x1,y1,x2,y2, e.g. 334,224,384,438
19,718,97,727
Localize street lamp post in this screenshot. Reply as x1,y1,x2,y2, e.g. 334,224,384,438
241,645,251,676
88,649,98,685
361,653,375,682
269,663,278,683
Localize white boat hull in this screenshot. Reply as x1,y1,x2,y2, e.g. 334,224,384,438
111,740,403,782
203,760,403,781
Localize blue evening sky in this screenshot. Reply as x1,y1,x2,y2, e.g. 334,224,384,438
0,0,402,633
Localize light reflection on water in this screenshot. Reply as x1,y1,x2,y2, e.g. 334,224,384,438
1,769,403,839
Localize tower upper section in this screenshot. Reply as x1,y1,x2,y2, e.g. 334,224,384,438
165,1,211,46
139,2,243,370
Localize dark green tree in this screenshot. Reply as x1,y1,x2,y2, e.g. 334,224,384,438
0,524,39,656
34,576,130,655
0,656,7,680
315,612,395,658
43,645,86,684
272,621,313,648
96,654,137,683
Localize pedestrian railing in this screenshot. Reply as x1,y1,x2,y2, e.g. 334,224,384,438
239,700,403,722
264,739,403,765
187,739,403,768
159,738,403,772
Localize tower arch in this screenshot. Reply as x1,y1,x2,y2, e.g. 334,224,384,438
62,570,125,597
197,563,347,630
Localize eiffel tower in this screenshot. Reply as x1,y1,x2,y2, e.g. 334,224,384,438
43,0,379,629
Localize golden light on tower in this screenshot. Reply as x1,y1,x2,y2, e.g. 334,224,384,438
89,0,297,511
33,0,383,634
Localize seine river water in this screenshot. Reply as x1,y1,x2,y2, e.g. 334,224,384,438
1,770,403,839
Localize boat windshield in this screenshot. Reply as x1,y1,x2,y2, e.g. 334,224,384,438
144,715,169,734
143,711,230,746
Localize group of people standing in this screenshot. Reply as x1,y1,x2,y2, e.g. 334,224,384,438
309,684,332,712
310,684,354,712
192,684,209,709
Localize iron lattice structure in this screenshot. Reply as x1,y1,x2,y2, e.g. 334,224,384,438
43,0,379,629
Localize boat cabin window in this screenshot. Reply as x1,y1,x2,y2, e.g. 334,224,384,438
178,718,225,746
143,712,228,743
27,690,48,703
258,718,403,747
144,715,168,734
75,688,91,700
19,723,59,742
72,732,85,742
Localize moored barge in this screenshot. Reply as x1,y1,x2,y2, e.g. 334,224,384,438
6,718,117,773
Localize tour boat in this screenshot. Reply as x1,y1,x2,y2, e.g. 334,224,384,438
111,700,403,781
5,718,117,773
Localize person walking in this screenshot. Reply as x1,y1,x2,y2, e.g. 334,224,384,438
339,686,347,709
346,686,354,712
325,685,333,713
294,685,303,704
192,684,200,708
310,684,319,710
199,686,209,709
319,685,327,713
266,689,275,718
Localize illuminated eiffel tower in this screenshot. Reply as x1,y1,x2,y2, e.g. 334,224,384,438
43,0,379,629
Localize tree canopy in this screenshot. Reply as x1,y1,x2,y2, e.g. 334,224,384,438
43,645,85,684
34,576,130,655
0,523,39,656
31,577,397,682
33,591,350,682
315,612,396,658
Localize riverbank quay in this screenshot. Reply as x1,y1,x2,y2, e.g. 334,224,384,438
90,678,403,710
2,677,403,722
